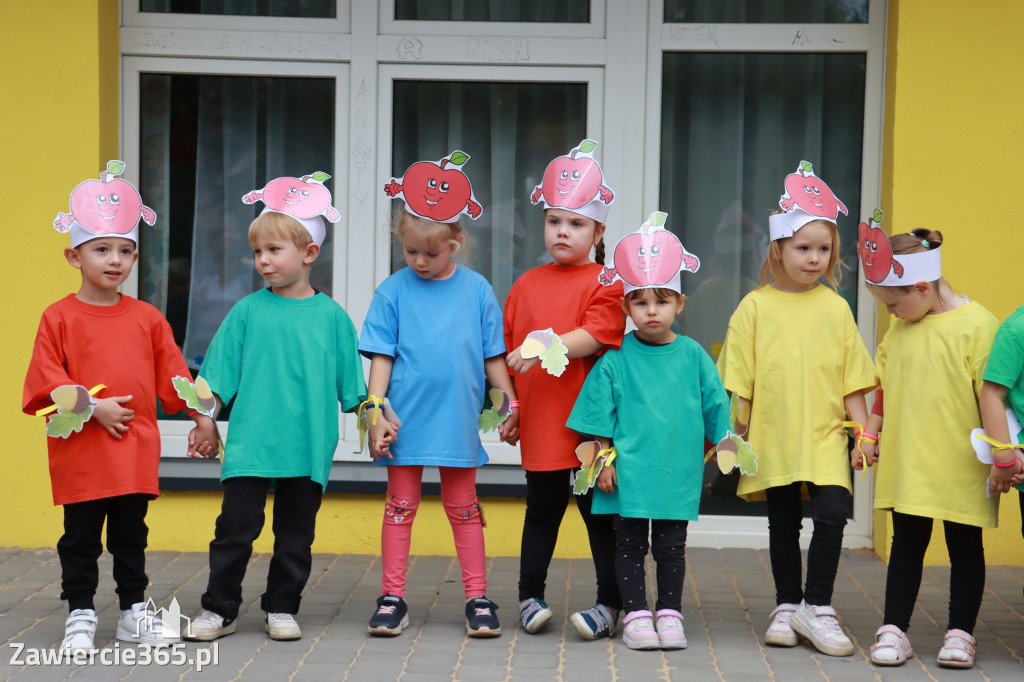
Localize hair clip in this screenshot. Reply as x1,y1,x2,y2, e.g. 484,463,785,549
921,239,930,248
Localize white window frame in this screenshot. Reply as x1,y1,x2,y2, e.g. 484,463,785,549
122,0,351,33
378,0,606,38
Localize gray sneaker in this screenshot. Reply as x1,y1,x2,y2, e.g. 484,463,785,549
183,609,237,641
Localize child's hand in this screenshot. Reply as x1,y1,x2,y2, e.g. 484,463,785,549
93,395,134,439
852,440,878,470
369,418,399,460
498,407,520,445
989,456,1023,494
506,346,541,376
187,415,220,459
597,462,616,493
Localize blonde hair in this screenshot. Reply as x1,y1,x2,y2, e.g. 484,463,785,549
248,211,314,249
758,219,843,290
394,210,469,259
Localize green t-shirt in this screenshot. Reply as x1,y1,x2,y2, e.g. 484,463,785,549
200,289,366,489
983,306,1024,439
567,333,731,521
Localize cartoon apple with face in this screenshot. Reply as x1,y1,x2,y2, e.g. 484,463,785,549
599,212,699,288
384,151,481,222
859,208,904,284
779,160,847,221
243,171,340,223
54,160,156,235
531,140,614,210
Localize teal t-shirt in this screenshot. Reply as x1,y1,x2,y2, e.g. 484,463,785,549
566,332,732,520
984,306,1024,440
200,289,366,489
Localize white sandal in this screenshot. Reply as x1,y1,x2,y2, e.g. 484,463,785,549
869,624,913,666
937,628,975,669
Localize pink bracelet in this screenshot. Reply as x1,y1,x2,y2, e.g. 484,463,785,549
993,457,1018,469
860,432,878,442
187,409,199,417
508,400,520,409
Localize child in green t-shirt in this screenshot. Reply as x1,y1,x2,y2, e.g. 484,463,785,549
979,306,1024,497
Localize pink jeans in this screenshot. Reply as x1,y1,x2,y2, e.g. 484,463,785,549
381,466,486,598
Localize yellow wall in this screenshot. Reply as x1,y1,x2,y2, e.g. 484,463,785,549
3,3,1022,566
873,0,1024,564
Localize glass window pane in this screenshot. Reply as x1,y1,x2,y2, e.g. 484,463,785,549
141,0,335,18
660,51,865,515
391,80,587,305
396,0,589,22
665,0,867,23
138,73,335,392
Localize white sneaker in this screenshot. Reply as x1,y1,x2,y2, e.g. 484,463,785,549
183,609,237,641
764,604,799,647
654,609,687,649
60,609,98,656
116,602,180,646
265,612,302,640
789,601,854,656
621,610,660,650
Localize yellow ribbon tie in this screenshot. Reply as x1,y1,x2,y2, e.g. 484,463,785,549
588,447,617,487
357,395,385,426
843,420,873,478
976,434,1024,453
36,384,106,417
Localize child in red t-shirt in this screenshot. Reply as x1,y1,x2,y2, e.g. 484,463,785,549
23,161,218,656
504,140,625,640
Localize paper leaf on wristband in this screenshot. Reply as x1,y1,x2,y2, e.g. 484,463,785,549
357,398,402,452
971,408,1023,466
521,328,569,377
43,385,99,439
172,376,216,417
713,431,758,476
478,388,511,432
729,393,750,436
571,440,616,495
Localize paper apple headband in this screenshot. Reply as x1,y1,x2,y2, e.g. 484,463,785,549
598,212,699,294
54,160,156,247
531,139,615,223
242,172,340,246
858,209,941,286
385,151,482,224
768,160,847,241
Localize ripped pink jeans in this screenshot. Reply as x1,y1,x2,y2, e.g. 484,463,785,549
381,465,486,599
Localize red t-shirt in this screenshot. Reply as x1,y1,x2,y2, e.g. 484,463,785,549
504,263,625,471
23,294,191,505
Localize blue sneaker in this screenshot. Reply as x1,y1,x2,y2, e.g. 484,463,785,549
570,604,617,640
518,597,553,634
465,597,501,638
368,594,409,636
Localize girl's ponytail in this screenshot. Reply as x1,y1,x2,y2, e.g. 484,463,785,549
594,237,606,266
890,228,943,255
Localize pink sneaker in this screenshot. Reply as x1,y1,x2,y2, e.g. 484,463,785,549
654,609,687,649
621,610,660,650
789,601,854,656
764,603,798,647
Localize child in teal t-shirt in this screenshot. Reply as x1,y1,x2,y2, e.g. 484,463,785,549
566,213,731,651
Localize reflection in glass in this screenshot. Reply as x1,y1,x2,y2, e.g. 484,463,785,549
139,74,335,374
396,0,589,22
664,0,867,23
660,52,865,515
141,0,335,17
391,80,587,305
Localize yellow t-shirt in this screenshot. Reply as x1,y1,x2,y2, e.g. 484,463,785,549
873,300,999,527
717,285,878,500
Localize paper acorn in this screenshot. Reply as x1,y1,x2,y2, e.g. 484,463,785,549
54,160,156,247
242,172,340,247
857,208,941,286
598,212,699,293
385,151,482,223
768,160,847,241
531,139,614,223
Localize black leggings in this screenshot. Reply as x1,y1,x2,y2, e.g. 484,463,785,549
765,482,848,606
518,468,621,608
613,517,688,614
883,511,985,635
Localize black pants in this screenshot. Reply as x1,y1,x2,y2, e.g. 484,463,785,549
58,494,150,612
883,511,985,634
201,477,323,622
613,516,688,614
765,482,847,607
518,468,621,608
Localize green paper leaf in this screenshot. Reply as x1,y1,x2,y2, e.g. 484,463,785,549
46,405,94,439
872,208,884,224
539,333,569,377
478,408,505,433
449,151,469,166
107,160,126,176
572,467,592,495
734,437,759,476
311,171,331,182
800,160,813,173
172,376,203,413
650,212,667,227
579,140,597,154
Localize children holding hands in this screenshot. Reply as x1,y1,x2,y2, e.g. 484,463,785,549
24,161,218,656
361,151,517,638
183,174,366,643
